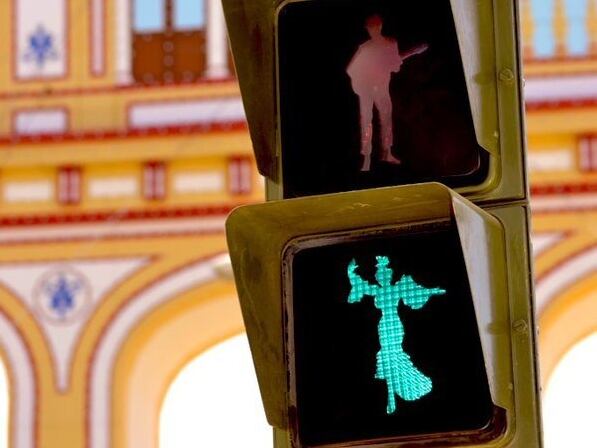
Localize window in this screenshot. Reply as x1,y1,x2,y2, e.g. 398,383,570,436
134,0,165,32
143,161,167,200
530,0,556,58
579,136,597,172
228,157,253,196
57,167,81,205
543,332,597,447
159,334,270,448
132,0,207,84
174,0,205,30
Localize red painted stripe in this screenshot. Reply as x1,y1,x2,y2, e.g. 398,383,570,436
0,77,238,101
531,183,597,195
526,98,597,111
524,55,597,65
0,121,248,146
0,203,253,227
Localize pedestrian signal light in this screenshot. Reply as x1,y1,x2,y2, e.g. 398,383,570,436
222,0,525,202
226,183,542,447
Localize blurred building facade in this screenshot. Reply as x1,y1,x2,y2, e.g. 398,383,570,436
0,0,257,447
521,0,597,387
0,0,596,447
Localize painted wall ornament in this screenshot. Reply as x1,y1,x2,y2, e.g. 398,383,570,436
34,267,91,324
23,24,59,69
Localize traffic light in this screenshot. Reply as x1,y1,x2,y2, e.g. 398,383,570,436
226,183,541,447
223,0,542,446
223,0,525,202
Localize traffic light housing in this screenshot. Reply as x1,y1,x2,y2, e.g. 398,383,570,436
226,183,542,447
223,0,526,203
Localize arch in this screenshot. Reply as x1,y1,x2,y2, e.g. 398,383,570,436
159,333,270,448
538,270,597,385
535,244,597,314
112,280,242,448
89,254,232,448
543,332,597,446
0,311,36,448
0,353,7,448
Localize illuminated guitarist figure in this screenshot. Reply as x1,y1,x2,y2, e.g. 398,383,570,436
347,15,428,171
347,256,445,414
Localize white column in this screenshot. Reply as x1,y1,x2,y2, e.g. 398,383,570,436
90,0,106,76
205,0,230,78
115,0,133,84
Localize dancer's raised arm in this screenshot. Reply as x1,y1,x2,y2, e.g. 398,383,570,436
347,259,378,303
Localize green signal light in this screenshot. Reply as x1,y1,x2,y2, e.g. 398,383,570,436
347,256,446,414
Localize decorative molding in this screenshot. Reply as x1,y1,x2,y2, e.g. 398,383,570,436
0,120,247,146
0,215,226,246
531,183,597,195
536,244,597,314
128,97,246,129
0,79,238,102
0,204,238,227
531,232,566,258
0,257,150,392
531,183,597,213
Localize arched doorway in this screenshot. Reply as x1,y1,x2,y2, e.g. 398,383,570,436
543,332,597,447
0,357,7,448
159,333,270,447
539,269,597,447
108,272,266,448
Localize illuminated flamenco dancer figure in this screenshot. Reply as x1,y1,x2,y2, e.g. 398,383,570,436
347,256,445,414
346,15,428,171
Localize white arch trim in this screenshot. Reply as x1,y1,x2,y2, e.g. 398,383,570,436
531,232,564,258
0,313,35,448
536,246,597,315
89,254,229,448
